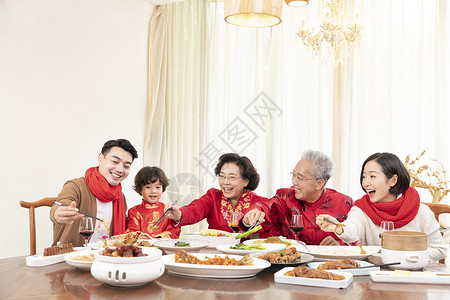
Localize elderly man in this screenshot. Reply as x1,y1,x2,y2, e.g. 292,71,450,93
244,150,353,245
50,139,138,246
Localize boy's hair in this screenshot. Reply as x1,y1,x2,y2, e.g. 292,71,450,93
101,139,138,160
133,166,169,194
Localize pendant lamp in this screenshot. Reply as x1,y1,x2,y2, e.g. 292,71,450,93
224,0,282,28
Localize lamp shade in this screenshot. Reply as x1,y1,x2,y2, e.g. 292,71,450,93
224,0,282,28
285,0,309,7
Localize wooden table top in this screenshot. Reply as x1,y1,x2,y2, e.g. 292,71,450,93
1,255,449,300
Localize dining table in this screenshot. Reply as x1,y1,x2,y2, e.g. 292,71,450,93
1,254,449,300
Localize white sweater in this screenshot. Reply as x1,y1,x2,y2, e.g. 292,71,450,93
337,204,447,262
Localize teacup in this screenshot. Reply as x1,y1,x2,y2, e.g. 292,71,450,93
381,231,429,270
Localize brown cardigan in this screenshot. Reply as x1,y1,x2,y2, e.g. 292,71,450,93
50,177,127,246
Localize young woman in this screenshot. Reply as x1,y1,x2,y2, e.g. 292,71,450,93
316,152,446,262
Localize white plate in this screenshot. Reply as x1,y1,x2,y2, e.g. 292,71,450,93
274,267,353,288
26,247,85,267
64,250,97,270
161,253,270,278
243,238,300,247
369,270,450,284
299,246,381,260
185,233,240,248
152,239,210,254
307,260,379,276
216,243,286,255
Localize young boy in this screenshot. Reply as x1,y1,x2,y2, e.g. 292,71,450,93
126,166,180,238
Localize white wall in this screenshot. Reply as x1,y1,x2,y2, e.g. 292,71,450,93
0,0,155,258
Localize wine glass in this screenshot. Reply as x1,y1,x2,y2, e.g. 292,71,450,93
79,217,94,247
379,221,394,238
290,214,304,239
229,211,241,233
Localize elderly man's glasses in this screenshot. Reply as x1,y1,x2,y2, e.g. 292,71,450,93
216,174,242,182
290,171,315,182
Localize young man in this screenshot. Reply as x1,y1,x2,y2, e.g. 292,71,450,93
50,139,138,246
244,150,353,245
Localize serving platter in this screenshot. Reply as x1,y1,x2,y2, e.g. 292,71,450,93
26,247,85,267
184,233,240,248
161,253,270,278
64,250,97,270
243,238,300,248
369,270,450,284
274,267,353,289
216,243,286,255
298,246,381,260
152,239,210,254
307,260,379,276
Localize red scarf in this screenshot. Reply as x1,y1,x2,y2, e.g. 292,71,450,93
85,167,126,235
354,187,420,228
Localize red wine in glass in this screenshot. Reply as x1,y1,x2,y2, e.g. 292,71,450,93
290,214,304,238
79,217,94,247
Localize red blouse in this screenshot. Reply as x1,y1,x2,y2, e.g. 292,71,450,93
260,188,353,244
178,188,274,236
126,200,180,238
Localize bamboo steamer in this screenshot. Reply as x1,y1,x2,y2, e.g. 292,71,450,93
381,231,427,251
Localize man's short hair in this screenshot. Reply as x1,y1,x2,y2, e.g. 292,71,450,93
101,139,138,160
301,149,335,184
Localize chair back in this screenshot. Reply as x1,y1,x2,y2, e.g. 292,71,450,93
20,197,57,255
422,202,450,264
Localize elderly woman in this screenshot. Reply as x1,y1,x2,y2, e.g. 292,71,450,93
244,150,353,244
166,153,270,233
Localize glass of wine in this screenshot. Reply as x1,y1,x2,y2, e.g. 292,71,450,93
379,220,394,238
229,211,241,233
79,217,94,247
290,214,304,239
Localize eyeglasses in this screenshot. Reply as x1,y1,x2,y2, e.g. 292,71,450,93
216,174,242,182
290,171,315,182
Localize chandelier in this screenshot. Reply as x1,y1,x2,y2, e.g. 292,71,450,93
297,0,363,65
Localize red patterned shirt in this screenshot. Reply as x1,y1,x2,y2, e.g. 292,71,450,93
126,200,180,238
260,188,353,244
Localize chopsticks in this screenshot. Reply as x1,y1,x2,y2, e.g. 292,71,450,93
53,201,103,222
354,262,401,269
248,220,260,231
323,217,345,227
153,208,173,228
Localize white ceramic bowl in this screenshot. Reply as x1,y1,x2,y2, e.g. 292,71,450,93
381,248,430,270
152,238,210,254
91,247,164,287
64,250,97,270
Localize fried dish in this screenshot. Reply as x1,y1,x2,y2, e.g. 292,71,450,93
72,253,95,261
174,250,253,265
285,266,345,280
109,231,152,246
317,259,360,270
254,236,297,247
43,243,74,256
258,247,301,264
100,244,148,257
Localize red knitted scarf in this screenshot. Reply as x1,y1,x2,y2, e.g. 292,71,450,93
85,167,125,235
354,187,420,228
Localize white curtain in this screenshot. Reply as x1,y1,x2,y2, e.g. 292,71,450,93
145,0,450,229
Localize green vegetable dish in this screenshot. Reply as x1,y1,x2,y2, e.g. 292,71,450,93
229,244,266,250
174,241,191,247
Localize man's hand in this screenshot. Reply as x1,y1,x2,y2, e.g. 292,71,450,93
319,235,340,246
54,201,83,224
242,209,265,227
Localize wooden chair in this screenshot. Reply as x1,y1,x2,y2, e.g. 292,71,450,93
20,197,57,255
422,202,450,264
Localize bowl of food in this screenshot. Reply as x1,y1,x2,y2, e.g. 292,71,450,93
91,244,164,287
64,250,97,270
